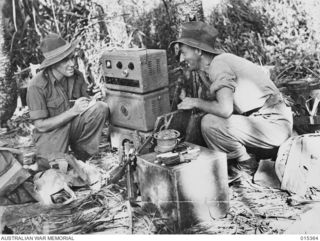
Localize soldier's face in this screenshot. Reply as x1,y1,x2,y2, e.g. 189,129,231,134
180,44,201,71
55,53,76,77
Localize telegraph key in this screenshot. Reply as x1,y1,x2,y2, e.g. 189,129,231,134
100,49,169,94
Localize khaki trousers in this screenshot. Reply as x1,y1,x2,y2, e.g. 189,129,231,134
201,102,293,161
34,101,109,161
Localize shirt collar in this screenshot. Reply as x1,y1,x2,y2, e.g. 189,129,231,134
47,69,58,85
48,69,68,85
200,58,214,76
201,63,211,78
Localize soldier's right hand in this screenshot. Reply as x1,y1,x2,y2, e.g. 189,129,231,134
71,97,90,115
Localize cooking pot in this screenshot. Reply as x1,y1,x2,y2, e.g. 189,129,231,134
154,129,180,153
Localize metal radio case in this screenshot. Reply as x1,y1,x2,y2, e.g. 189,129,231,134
105,88,170,132
100,49,169,93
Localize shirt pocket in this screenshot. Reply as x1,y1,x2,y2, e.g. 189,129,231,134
46,97,66,117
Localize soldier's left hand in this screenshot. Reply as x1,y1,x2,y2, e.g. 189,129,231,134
177,97,198,110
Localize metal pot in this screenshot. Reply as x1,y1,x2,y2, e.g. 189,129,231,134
154,129,180,153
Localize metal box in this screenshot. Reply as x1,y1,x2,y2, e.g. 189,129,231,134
100,49,169,93
136,143,229,231
105,88,170,132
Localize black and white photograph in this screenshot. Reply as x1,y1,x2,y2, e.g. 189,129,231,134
0,0,320,237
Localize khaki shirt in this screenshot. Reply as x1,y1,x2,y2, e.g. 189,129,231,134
27,69,89,121
204,53,279,114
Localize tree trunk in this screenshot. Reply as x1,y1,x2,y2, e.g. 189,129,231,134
0,6,18,127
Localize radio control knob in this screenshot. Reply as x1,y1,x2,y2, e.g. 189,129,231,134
122,69,129,77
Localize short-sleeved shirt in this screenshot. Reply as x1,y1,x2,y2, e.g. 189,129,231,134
27,69,89,121
204,53,279,114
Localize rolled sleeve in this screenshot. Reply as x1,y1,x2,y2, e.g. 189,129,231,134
208,59,237,94
29,109,48,120
27,86,49,120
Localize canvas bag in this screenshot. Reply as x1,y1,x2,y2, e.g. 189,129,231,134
275,134,320,196
0,148,30,196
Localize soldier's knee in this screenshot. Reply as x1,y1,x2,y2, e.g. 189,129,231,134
201,114,223,133
93,101,110,117
201,115,210,133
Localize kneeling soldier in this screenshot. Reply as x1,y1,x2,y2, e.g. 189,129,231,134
171,22,293,178
27,34,109,162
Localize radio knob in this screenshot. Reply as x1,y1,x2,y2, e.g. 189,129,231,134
122,69,129,77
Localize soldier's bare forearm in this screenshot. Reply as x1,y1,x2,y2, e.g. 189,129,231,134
195,87,234,118
195,99,232,118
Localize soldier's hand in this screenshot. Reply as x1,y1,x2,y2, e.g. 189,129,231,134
71,97,90,115
177,97,199,110
87,83,103,100
93,86,103,100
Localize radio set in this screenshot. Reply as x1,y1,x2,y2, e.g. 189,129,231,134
105,88,170,132
101,49,169,94
100,49,171,147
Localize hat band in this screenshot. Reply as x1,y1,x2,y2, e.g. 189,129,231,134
176,38,215,51
169,38,223,55
43,42,72,60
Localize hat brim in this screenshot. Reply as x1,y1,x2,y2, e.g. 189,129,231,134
169,38,224,55
39,39,80,70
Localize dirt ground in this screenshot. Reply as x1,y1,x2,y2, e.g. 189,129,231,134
0,108,314,234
